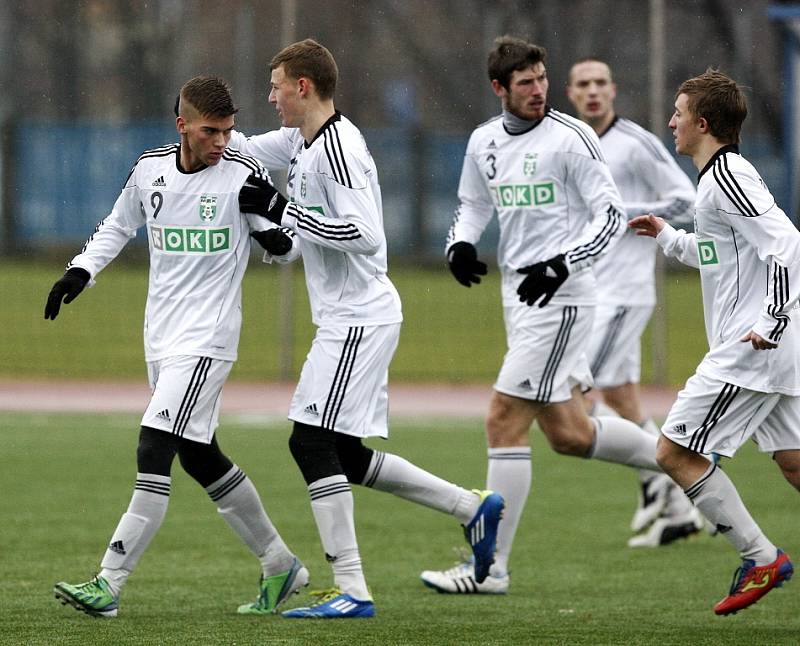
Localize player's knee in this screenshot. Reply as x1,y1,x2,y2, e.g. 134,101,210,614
547,431,590,456
655,435,681,474
136,426,180,475
178,436,234,487
288,422,343,485
774,451,800,492
335,434,374,484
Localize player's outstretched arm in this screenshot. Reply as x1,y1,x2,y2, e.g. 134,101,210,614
628,214,666,238
44,267,90,320
239,174,288,226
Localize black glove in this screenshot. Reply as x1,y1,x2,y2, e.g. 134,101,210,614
44,267,90,320
447,241,487,287
251,227,294,256
517,254,569,307
238,174,288,225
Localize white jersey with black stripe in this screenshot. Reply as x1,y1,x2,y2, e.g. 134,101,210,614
67,143,283,362
656,145,800,394
229,114,402,326
593,117,695,305
447,107,626,307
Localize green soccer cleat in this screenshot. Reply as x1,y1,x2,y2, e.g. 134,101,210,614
237,558,310,615
54,575,119,618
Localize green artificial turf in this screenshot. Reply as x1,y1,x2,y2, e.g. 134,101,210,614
0,412,797,645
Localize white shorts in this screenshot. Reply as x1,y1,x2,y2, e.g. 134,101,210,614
662,372,800,458
494,304,594,403
587,304,653,389
288,323,400,438
141,355,232,444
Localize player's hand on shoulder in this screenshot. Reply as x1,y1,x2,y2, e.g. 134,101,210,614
239,174,288,225
447,241,487,287
516,254,568,308
44,267,90,320
251,226,294,256
629,213,665,238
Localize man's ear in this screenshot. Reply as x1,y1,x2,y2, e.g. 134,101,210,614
697,116,710,133
176,116,187,134
491,79,507,100
297,76,312,98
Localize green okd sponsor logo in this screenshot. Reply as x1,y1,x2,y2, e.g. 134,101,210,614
494,182,555,207
150,225,231,254
697,239,719,265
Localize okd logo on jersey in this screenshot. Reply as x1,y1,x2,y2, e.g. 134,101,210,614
150,225,231,254
697,240,719,266
493,182,555,208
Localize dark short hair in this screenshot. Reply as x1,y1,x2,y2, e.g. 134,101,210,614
271,39,338,100
567,57,612,85
487,36,547,89
677,68,747,144
179,76,238,118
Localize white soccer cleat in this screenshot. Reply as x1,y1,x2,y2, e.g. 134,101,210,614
627,506,704,548
420,559,508,594
630,473,672,533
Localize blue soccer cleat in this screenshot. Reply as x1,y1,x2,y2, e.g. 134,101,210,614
282,588,375,619
463,489,504,583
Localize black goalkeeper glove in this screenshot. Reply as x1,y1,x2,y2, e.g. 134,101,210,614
251,227,294,256
44,267,90,320
516,254,569,307
447,241,488,287
238,174,288,225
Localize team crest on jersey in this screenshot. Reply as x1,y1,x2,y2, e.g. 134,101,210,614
523,153,538,176
199,194,218,222
300,173,307,199
697,240,719,266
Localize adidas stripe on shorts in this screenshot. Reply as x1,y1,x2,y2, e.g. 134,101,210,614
662,372,800,458
288,323,400,438
494,304,594,403
587,304,653,389
142,355,233,444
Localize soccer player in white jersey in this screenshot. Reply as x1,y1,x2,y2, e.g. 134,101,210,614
631,69,799,615
420,36,670,595
566,58,703,547
232,39,504,618
46,76,307,618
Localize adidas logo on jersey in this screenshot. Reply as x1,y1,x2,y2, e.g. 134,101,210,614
304,403,319,416
517,378,532,391
488,139,497,149
672,423,687,436
109,540,126,555
156,409,171,423
152,176,166,187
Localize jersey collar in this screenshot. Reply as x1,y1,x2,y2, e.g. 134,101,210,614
698,143,739,181
175,145,208,174
597,115,619,139
305,111,342,148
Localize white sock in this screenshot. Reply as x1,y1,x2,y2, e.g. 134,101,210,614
308,475,370,601
589,399,618,418
685,464,776,564
363,451,478,524
207,465,293,576
588,416,660,471
486,447,531,576
637,418,663,482
99,473,171,596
